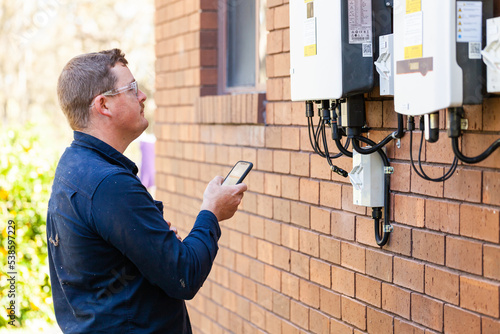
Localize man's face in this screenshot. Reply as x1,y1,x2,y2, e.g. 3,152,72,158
106,63,148,141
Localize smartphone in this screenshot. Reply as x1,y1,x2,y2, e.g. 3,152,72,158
222,161,253,186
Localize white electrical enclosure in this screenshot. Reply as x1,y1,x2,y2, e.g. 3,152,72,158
393,0,463,116
290,0,343,101
482,17,500,93
349,149,384,208
375,34,395,95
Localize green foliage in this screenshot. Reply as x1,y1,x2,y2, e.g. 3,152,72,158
0,124,57,328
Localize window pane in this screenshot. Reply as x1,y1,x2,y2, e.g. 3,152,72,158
227,0,256,88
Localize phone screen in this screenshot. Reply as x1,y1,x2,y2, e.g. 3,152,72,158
223,161,253,185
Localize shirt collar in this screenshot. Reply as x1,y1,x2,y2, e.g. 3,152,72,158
72,131,139,175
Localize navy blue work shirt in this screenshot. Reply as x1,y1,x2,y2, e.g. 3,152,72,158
46,131,220,333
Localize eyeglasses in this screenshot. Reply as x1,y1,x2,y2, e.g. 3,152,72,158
90,80,138,107
102,80,138,97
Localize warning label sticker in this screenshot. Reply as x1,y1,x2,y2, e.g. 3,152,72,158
457,1,482,43
348,0,372,44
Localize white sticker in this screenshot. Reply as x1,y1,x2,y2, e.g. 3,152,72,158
468,42,481,59
348,0,372,44
362,43,372,57
457,1,482,43
404,11,423,47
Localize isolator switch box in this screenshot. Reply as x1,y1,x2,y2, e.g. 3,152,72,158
375,34,394,96
482,17,500,93
349,149,384,208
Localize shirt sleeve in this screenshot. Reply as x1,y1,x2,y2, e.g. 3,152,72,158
91,171,220,300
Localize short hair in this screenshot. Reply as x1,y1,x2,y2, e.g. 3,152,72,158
57,49,128,130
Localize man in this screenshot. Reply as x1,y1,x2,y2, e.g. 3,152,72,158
47,49,247,333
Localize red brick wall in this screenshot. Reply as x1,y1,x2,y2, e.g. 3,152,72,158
154,0,500,332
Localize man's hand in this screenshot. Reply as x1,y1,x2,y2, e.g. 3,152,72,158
200,176,247,222
166,221,182,241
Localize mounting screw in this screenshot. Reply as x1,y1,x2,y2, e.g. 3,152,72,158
384,224,394,233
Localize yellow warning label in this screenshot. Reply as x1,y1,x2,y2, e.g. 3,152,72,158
405,44,422,59
304,44,317,57
305,0,313,3
406,0,421,14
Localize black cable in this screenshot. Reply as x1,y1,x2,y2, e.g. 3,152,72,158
351,113,405,155
451,136,500,164
409,129,458,182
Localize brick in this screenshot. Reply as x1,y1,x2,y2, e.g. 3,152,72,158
265,127,282,149
281,321,301,334
299,229,319,257
320,287,341,318
331,211,355,241
257,194,273,218
366,307,393,334
483,171,500,206
384,224,412,256
425,199,460,234
274,52,290,77
424,265,459,305
484,244,500,280
446,236,482,275
267,78,283,101
341,185,367,215
290,201,310,228
460,276,500,317
341,296,367,330
394,194,425,227
382,283,411,319
331,266,355,297
282,271,300,300
310,258,331,288
310,206,331,234
273,292,290,319
267,30,283,55
290,300,309,330
410,164,444,197
290,251,309,279
257,239,273,265
310,154,332,180
341,242,366,274
366,101,383,128
266,7,275,31
310,309,330,334
460,204,500,243
281,224,299,250
356,216,380,248
444,304,480,334
330,318,354,334
282,127,301,151
273,197,291,223
444,167,482,203
356,274,381,307
299,178,320,204
273,245,290,271
393,257,424,292
281,175,300,200
411,293,443,332
257,149,274,171
274,102,292,125
273,150,290,174
390,161,411,193
283,27,290,52
412,229,445,265
266,311,282,334
257,284,272,310
274,4,289,29
320,181,342,209
482,317,500,334
319,235,341,264
394,318,425,334
366,249,393,282
483,97,500,131
290,152,310,176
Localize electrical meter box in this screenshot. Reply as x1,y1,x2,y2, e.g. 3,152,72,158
393,0,463,116
349,149,384,207
289,0,391,101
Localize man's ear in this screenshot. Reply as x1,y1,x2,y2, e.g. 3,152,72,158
93,95,112,117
